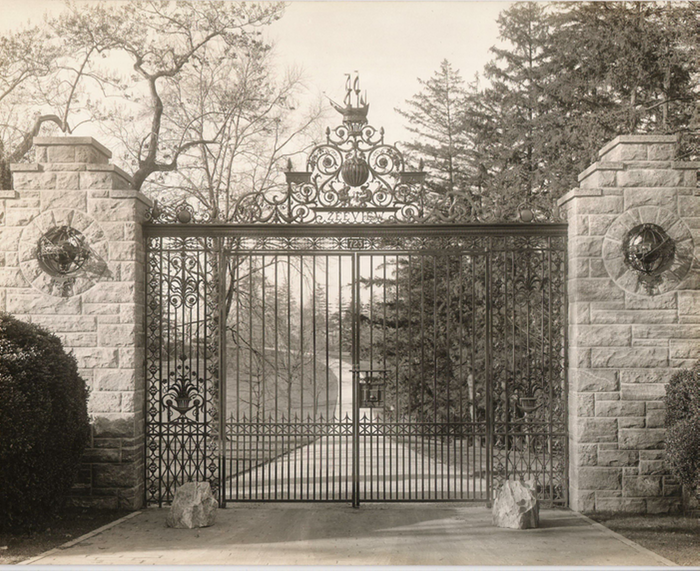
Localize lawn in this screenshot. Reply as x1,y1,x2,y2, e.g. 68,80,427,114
589,512,700,566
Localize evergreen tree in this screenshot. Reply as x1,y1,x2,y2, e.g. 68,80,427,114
479,2,557,207
396,60,476,198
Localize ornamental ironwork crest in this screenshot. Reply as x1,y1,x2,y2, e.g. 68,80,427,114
149,74,560,225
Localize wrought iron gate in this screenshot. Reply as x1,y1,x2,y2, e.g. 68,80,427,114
145,78,568,508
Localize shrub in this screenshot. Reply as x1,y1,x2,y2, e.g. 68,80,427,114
664,363,700,498
0,313,90,531
664,363,700,428
666,419,700,489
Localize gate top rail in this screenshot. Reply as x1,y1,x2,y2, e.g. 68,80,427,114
146,75,563,227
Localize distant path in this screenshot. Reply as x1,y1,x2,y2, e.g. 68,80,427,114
228,358,487,500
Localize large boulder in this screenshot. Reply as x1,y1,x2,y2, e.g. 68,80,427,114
492,479,539,529
166,482,218,529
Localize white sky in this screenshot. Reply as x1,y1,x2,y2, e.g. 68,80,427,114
0,0,510,145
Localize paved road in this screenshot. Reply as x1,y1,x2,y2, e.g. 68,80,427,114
228,358,487,501
22,504,674,566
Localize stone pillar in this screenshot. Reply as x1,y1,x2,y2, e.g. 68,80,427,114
4,137,150,509
559,134,700,513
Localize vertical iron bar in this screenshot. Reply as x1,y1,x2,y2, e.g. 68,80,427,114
352,252,360,507
485,240,493,505
274,254,284,499
218,240,228,506
325,255,330,501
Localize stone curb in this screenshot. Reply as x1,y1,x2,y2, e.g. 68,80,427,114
17,510,142,565
574,512,678,567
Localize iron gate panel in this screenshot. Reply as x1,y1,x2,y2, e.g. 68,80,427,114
145,230,567,506
145,236,223,506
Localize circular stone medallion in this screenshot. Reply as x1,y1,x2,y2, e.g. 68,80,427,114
602,207,694,296
19,209,108,297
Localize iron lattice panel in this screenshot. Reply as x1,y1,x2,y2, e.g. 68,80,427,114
145,236,222,506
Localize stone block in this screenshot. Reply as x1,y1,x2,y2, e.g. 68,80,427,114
82,447,121,463
72,347,119,369
597,449,638,467
13,172,57,190
591,347,667,368
570,369,618,393
589,258,608,278
670,340,700,360
625,294,677,310
89,391,122,413
620,383,666,401
595,498,646,512
0,268,27,287
96,369,137,391
579,169,619,189
639,460,666,475
47,144,76,163
121,391,144,413
7,293,82,315
571,490,596,513
571,443,598,466
93,463,136,489
619,429,666,450
575,393,595,416
619,369,679,384
119,347,141,368
83,303,120,316
575,418,618,443
591,309,678,324
109,241,137,261
573,196,624,215
619,417,645,429
92,414,136,438
570,279,624,302
618,169,682,188
80,171,116,190
5,208,40,226
578,467,622,490
595,392,621,401
623,476,662,497
645,409,665,429
82,282,135,304
595,400,645,417
572,236,603,257
632,325,700,340
679,195,700,217
647,498,682,514
88,199,136,222
574,325,631,347
121,445,144,463
98,323,136,347
39,190,85,211
66,496,119,510
678,291,700,316
640,450,664,461
624,188,678,210
60,332,98,347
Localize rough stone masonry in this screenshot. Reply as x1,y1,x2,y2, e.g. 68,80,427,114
560,134,700,513
4,137,150,509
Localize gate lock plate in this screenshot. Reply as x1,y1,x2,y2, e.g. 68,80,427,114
354,368,388,409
